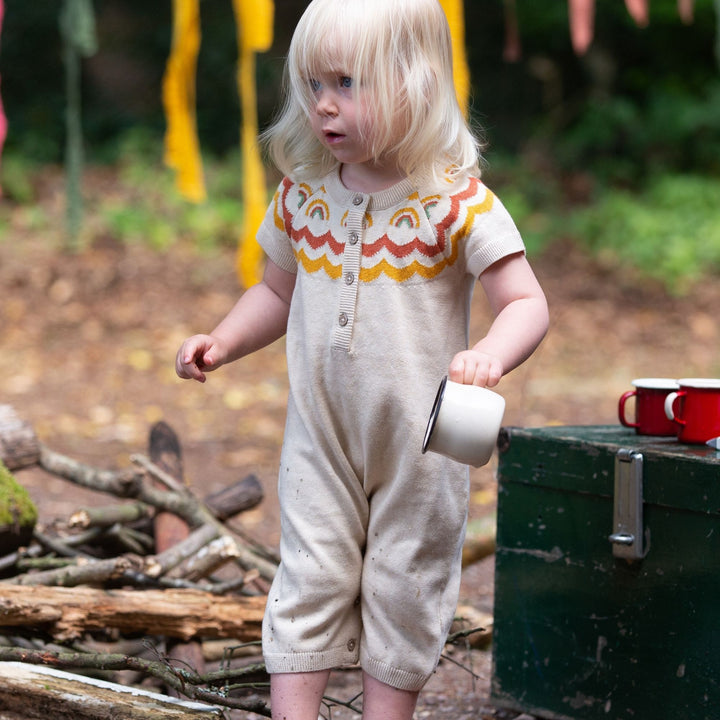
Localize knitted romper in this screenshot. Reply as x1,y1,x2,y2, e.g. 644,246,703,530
257,167,525,692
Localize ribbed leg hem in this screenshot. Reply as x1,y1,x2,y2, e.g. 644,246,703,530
264,645,360,675
361,649,430,693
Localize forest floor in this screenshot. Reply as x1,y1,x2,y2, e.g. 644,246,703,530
1,168,719,718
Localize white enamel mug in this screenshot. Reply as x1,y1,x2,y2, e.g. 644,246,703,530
422,376,506,467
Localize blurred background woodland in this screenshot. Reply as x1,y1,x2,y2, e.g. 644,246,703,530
1,0,719,292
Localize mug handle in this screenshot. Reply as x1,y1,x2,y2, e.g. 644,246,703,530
664,390,687,426
618,390,638,428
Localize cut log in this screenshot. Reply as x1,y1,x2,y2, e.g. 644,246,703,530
0,584,266,641
0,405,40,471
147,421,206,692
0,661,223,719
204,474,264,520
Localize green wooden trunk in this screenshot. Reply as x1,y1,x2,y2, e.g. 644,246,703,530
491,425,720,720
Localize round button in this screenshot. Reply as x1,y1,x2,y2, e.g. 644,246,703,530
338,312,348,327
352,195,363,206
348,232,359,245
344,272,355,285
347,638,356,652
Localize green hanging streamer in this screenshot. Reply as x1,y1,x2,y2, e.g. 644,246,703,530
59,0,97,249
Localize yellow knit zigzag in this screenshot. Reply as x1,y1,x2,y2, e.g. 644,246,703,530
293,189,494,283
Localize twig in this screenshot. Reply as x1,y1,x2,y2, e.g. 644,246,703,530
446,625,488,644
131,453,188,494
38,443,278,581
7,554,143,586
143,523,218,578
68,501,152,529
32,528,96,559
322,691,364,716
104,522,154,555
167,535,240,581
39,443,141,497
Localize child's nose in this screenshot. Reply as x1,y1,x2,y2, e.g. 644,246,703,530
315,90,338,117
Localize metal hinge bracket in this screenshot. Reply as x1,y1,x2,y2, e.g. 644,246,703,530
609,448,644,559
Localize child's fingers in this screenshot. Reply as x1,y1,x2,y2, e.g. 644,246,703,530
176,339,211,382
448,351,503,387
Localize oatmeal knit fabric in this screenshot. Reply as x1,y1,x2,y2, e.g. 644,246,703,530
257,168,524,690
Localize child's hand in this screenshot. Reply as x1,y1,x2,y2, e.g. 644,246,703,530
175,334,229,383
448,350,503,388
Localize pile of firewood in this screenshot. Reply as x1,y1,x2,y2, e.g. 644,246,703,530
0,404,278,717
0,404,492,719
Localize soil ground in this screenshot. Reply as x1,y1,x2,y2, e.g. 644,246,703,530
1,171,719,718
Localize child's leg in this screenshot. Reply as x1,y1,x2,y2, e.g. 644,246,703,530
270,670,330,720
362,672,419,720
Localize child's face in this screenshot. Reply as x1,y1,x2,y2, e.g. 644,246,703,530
307,71,375,169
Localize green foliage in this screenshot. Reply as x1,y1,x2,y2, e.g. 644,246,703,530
0,460,38,529
557,82,720,182
486,149,720,295
569,174,720,293
0,153,38,204
95,133,249,252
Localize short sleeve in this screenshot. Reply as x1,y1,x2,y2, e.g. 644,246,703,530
464,189,525,278
256,178,298,274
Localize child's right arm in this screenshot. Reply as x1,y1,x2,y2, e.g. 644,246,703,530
175,259,296,383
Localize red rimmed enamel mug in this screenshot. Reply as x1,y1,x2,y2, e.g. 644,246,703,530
618,378,679,436
664,378,720,444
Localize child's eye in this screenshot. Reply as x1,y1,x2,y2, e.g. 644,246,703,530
309,78,321,92
340,76,352,89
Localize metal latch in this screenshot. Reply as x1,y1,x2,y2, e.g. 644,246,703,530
609,448,644,559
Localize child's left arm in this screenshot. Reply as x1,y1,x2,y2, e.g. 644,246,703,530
449,251,549,387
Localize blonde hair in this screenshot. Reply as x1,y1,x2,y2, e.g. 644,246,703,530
262,0,482,185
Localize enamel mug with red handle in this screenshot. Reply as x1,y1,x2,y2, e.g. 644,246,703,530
618,378,679,436
664,378,720,444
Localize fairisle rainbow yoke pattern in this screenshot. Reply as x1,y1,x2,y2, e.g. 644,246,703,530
272,175,496,283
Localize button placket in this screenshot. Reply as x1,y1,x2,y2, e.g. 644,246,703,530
333,195,367,351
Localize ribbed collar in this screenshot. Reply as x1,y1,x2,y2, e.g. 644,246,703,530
322,167,420,211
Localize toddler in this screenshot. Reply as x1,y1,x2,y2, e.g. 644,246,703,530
176,0,549,717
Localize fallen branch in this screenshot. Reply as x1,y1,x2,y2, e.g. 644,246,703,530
69,501,152,529
37,444,278,581
0,584,266,642
166,535,240,582
6,555,143,587
131,453,189,495
0,654,271,717
143,523,219,579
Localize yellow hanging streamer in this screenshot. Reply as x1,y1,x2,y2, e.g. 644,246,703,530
233,0,274,288
439,0,471,115
162,0,206,203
